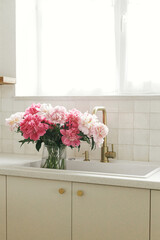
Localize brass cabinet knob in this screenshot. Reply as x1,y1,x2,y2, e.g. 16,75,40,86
77,190,84,196
59,188,65,194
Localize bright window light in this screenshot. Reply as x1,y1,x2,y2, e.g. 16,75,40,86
16,0,117,96
125,0,160,94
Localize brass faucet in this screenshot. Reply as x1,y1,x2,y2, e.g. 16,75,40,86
92,106,116,162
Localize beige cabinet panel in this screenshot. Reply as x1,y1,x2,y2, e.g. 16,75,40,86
72,183,149,240
7,176,71,240
151,190,160,240
0,176,6,240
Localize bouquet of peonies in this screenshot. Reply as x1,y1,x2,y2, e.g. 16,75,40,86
6,104,108,168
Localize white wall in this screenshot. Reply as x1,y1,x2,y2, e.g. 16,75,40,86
0,0,16,77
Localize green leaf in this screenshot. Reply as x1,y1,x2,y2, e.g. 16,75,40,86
91,137,95,150
36,140,42,152
78,145,81,151
19,138,34,147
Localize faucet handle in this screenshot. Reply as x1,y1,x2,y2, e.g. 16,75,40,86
83,151,90,161
105,144,116,159
111,144,114,152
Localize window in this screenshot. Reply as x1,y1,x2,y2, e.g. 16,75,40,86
16,0,117,96
125,0,160,94
16,0,160,96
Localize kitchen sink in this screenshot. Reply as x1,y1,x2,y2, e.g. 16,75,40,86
22,158,160,178
65,159,160,178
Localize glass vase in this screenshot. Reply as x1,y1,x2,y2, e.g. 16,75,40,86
41,144,66,169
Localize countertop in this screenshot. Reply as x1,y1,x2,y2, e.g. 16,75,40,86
1,153,160,190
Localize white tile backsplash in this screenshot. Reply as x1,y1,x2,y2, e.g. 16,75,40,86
2,139,13,153
75,101,90,113
133,145,149,162
134,101,150,113
150,113,160,129
118,101,134,112
90,100,119,113
119,113,133,129
90,148,101,161
134,130,149,145
149,146,160,162
66,147,75,159
0,112,2,125
118,129,133,145
0,126,2,139
150,100,160,113
0,139,2,152
107,113,119,128
104,101,119,113
75,142,90,158
1,85,15,98
150,130,160,146
134,113,149,129
118,145,133,161
1,125,13,139
13,100,25,112
24,100,36,109
1,112,12,126
0,99,2,111
13,140,25,154
107,129,118,144
2,98,13,112
1,85,160,162
13,131,23,141
24,143,42,156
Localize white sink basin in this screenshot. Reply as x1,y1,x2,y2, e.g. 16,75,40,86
0,159,36,166
23,159,160,178
65,159,160,178
0,154,40,167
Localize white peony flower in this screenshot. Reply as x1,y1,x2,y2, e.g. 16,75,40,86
6,112,25,131
38,104,68,124
78,112,98,135
50,106,68,124
91,122,109,148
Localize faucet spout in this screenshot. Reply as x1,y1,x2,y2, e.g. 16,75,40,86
92,106,108,162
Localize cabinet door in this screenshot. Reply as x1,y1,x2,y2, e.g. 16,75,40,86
72,183,149,240
151,190,160,240
0,176,6,240
7,176,71,240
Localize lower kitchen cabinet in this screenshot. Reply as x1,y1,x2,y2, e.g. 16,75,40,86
151,190,160,240
7,176,150,240
0,176,6,240
72,183,150,240
7,176,71,240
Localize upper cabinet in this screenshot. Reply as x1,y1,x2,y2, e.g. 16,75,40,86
0,176,6,240
72,183,150,240
7,176,71,240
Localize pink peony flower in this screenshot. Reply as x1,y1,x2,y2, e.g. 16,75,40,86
66,109,82,129
78,112,98,136
91,122,109,147
60,128,81,147
25,103,41,116
6,112,25,131
20,114,49,141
